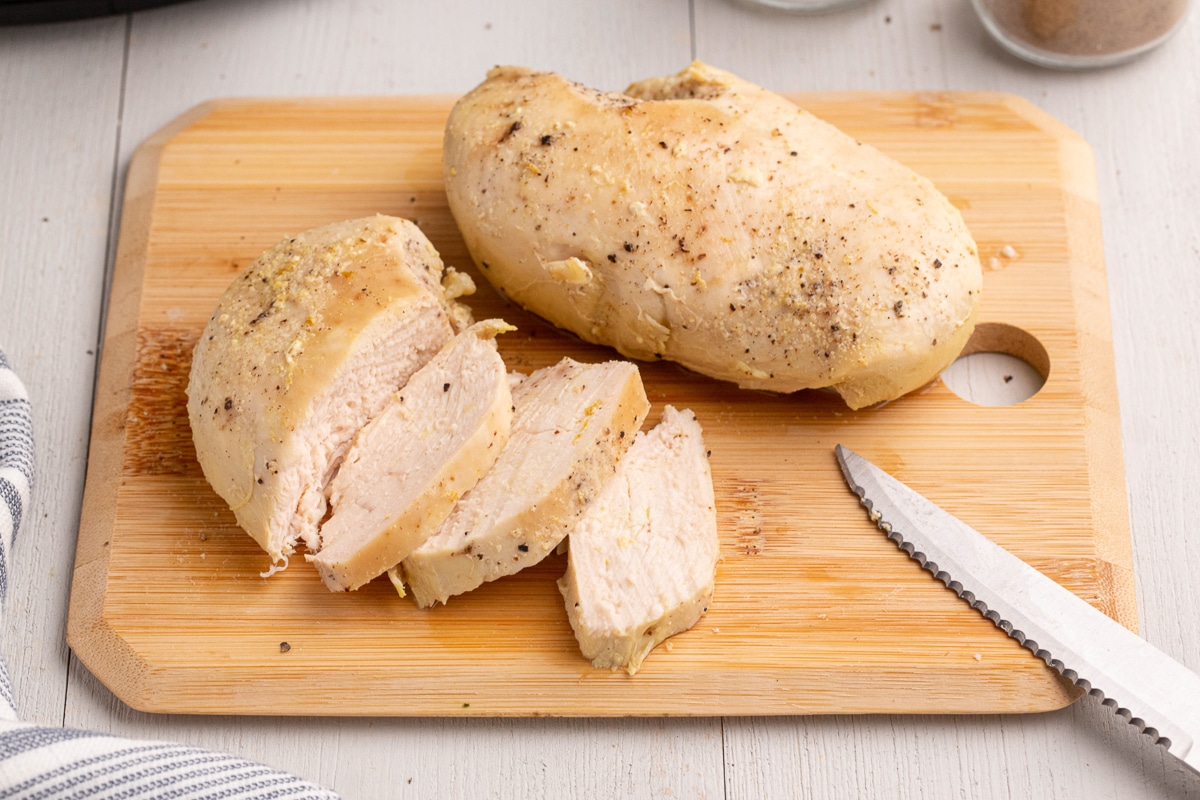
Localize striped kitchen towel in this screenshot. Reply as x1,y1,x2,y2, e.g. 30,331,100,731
0,349,340,799
0,349,33,723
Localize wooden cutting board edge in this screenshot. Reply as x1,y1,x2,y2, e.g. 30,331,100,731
69,102,216,704
1011,92,1137,632
65,91,1134,716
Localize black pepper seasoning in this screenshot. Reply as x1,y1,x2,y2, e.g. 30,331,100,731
974,0,1188,67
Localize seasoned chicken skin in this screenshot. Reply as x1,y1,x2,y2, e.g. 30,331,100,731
186,216,473,565
443,62,982,408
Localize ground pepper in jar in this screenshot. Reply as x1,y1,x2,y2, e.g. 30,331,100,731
973,0,1190,66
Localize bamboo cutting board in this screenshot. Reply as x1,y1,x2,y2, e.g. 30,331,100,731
68,92,1132,716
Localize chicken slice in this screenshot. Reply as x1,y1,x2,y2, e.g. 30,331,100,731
187,216,474,565
402,358,650,607
558,405,719,674
308,320,513,592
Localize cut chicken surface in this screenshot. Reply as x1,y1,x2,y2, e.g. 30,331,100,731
558,405,719,674
308,320,513,592
186,216,474,565
402,358,650,607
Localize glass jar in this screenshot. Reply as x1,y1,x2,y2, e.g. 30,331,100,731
972,0,1191,68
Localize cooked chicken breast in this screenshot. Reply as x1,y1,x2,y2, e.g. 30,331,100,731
187,216,474,565
558,405,719,674
443,62,982,408
402,358,649,607
309,320,514,592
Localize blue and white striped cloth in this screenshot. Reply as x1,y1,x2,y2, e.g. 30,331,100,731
0,349,339,799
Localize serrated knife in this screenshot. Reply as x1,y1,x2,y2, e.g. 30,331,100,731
834,444,1200,775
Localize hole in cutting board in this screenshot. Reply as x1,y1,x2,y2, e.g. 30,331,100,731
941,323,1049,406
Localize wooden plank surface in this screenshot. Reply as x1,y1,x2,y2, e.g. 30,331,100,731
0,17,128,727
68,90,1131,717
0,0,1195,796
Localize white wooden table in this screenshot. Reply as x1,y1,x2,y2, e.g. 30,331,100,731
2,0,1198,797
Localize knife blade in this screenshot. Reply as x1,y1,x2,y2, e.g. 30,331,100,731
834,444,1200,776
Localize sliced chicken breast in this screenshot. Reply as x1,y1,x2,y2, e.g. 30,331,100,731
402,358,650,607
187,216,474,565
309,320,513,592
558,405,719,674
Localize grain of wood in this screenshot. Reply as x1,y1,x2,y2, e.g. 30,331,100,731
723,700,1200,799
0,0,1194,797
697,0,1200,796
67,91,1129,718
0,19,127,727
941,351,1044,406
65,662,726,799
57,2,719,797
